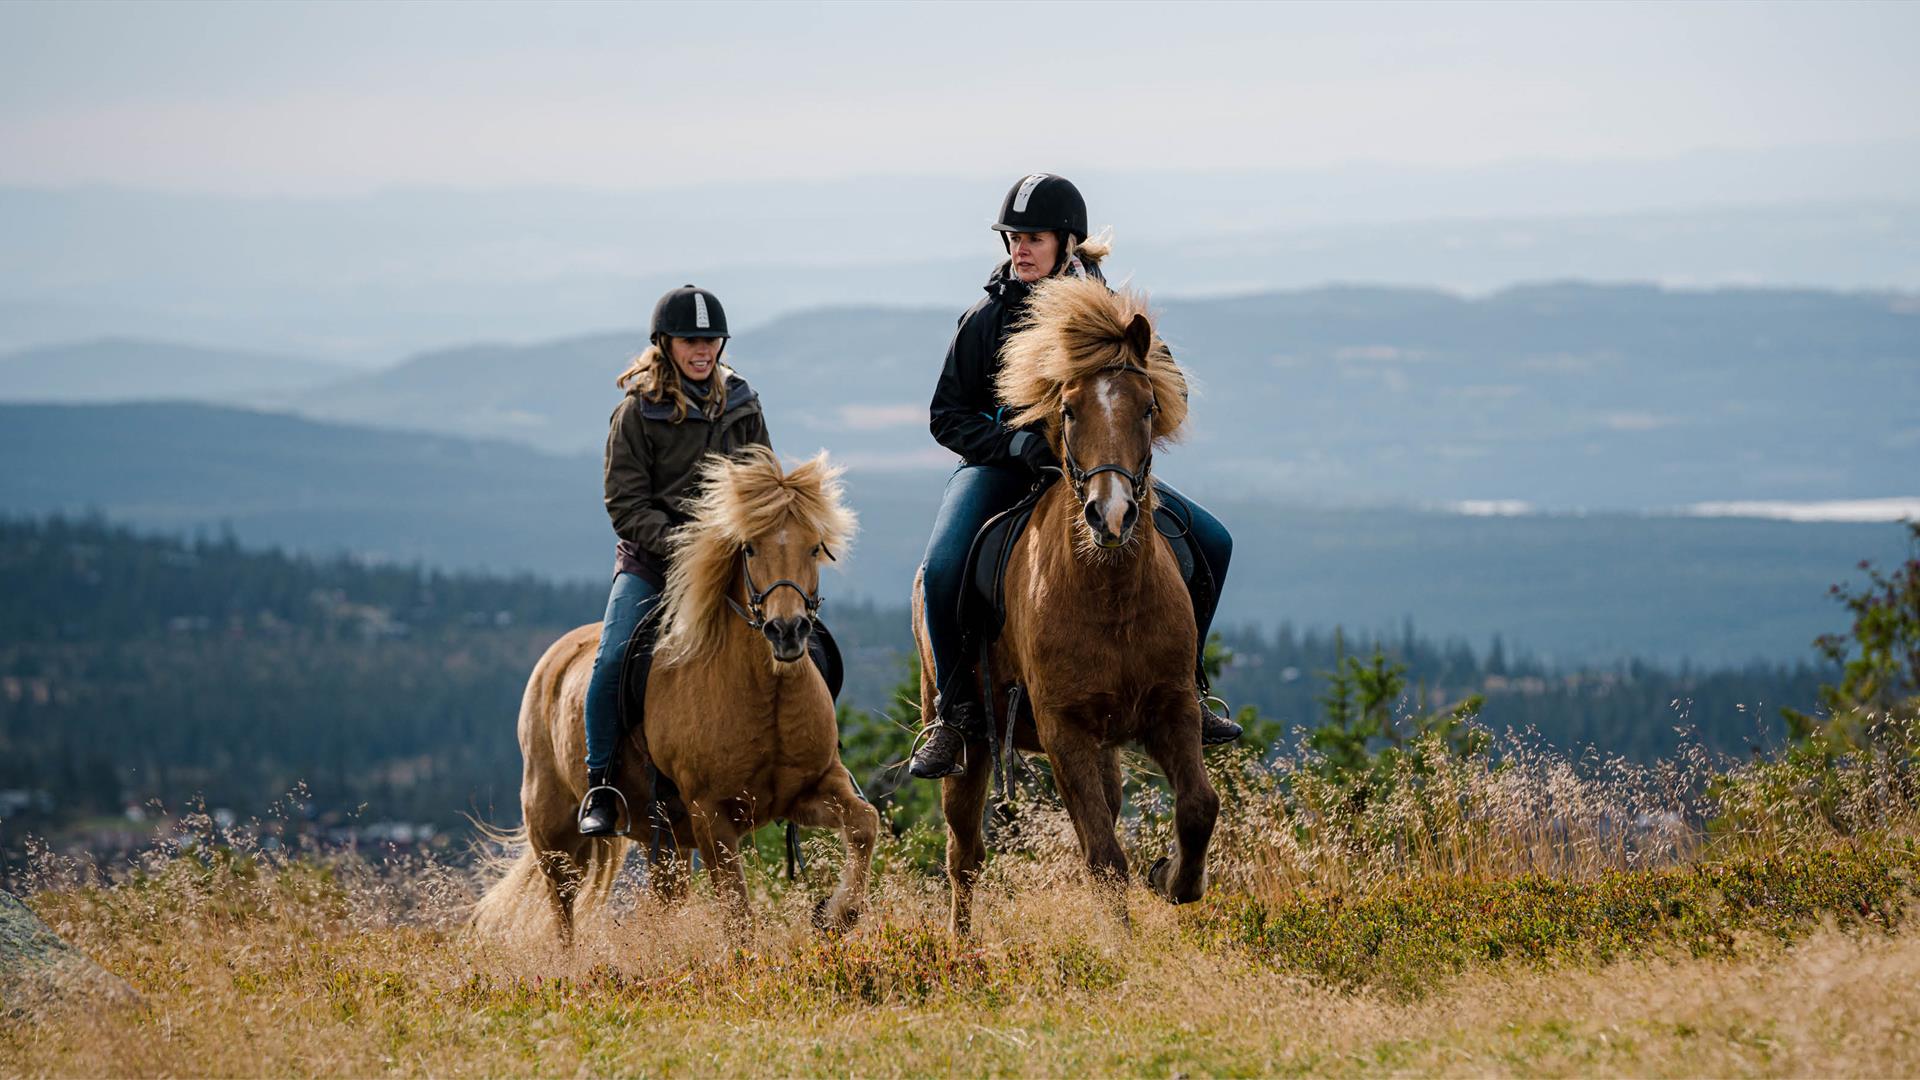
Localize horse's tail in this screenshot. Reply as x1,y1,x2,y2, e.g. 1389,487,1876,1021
468,818,633,940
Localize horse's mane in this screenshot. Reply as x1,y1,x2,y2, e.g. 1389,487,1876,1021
655,447,856,668
994,277,1188,444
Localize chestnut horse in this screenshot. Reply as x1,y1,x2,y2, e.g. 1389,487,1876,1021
913,277,1219,934
475,448,877,940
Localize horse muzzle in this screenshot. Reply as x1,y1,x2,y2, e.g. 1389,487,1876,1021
762,615,813,663
1083,495,1140,549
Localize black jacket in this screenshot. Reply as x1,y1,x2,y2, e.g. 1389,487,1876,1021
929,260,1105,471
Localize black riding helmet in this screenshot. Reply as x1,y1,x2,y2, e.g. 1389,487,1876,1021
650,284,730,348
992,173,1088,246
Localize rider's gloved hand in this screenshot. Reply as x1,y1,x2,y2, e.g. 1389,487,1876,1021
1014,430,1059,474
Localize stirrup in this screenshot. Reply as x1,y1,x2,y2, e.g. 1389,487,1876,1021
576,783,632,838
1198,691,1243,746
908,721,970,779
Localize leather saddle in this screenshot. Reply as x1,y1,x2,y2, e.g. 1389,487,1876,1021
958,475,1215,646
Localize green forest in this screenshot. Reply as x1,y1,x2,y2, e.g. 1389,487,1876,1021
0,514,1844,859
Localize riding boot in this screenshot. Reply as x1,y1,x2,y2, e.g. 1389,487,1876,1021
576,767,625,837
909,694,981,779
1197,678,1243,746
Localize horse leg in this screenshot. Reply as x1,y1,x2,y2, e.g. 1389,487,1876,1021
941,736,994,937
1142,693,1220,905
526,826,585,945
788,766,879,933
1045,722,1130,909
1097,747,1125,831
649,819,696,905
691,800,752,926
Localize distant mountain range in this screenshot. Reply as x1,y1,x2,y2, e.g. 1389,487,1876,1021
0,337,344,404
2,401,1909,666
7,281,1908,510
2,165,1917,360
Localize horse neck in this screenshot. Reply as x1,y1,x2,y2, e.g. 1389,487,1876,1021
1036,482,1153,604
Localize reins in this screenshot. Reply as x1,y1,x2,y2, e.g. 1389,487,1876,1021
726,542,834,630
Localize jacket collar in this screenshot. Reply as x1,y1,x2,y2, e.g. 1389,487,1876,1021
984,255,1106,302
635,372,758,422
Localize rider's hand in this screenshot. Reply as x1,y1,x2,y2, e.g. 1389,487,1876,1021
1019,432,1059,474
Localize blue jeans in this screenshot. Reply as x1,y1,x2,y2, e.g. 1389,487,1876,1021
583,572,663,772
919,464,1233,702
1162,483,1233,670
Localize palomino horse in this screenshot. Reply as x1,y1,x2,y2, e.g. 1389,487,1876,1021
912,277,1219,934
475,448,877,940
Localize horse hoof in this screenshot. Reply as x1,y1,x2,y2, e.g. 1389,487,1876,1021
811,897,858,934
1146,856,1172,899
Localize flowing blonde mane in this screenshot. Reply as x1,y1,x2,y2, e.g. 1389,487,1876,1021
994,276,1189,444
655,447,856,667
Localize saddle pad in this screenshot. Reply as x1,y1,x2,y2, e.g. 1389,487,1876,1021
960,480,1206,645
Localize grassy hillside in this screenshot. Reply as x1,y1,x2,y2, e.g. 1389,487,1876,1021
6,729,1916,1076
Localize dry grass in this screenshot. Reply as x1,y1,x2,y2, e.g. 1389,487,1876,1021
4,726,1918,1077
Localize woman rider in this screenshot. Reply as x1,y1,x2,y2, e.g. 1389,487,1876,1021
908,173,1240,779
577,284,771,835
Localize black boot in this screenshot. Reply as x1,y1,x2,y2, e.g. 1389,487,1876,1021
909,695,980,779
1199,690,1243,746
576,767,626,837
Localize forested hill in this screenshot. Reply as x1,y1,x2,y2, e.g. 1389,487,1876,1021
0,516,1836,856
5,401,1908,665
0,514,601,643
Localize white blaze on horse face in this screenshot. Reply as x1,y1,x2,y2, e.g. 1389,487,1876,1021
1095,373,1119,424
1089,374,1135,542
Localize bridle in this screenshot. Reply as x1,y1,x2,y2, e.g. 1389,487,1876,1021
727,542,834,630
1060,362,1156,505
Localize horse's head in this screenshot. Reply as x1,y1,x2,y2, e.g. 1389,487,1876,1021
1059,324,1159,547
995,277,1189,552
737,521,834,664
657,447,856,669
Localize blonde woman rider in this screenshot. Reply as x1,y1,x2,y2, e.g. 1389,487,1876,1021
577,285,771,835
909,174,1240,779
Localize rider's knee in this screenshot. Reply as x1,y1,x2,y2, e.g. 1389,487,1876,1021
921,543,969,600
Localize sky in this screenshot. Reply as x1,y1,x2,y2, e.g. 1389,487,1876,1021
3,0,1918,196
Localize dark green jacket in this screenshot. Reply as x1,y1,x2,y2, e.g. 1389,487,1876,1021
604,372,770,581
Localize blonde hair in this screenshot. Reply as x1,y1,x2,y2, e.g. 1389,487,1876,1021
615,342,732,423
1068,227,1112,268
994,275,1188,444
655,447,857,668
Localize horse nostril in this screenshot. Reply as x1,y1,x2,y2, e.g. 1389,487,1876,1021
1121,502,1139,533
762,617,812,652
1085,502,1104,532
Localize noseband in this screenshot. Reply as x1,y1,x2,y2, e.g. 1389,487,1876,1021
727,543,834,631
1061,363,1156,505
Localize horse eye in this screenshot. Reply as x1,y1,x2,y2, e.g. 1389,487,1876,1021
810,544,822,558
1063,405,1075,422
742,543,756,558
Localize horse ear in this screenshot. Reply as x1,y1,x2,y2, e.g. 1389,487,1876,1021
1124,312,1153,360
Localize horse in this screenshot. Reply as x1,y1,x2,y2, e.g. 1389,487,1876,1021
474,447,877,940
912,276,1219,935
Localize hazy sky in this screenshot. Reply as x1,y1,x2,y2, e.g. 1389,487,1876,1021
3,1,1917,195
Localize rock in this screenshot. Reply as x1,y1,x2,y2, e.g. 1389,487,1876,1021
0,889,139,1014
